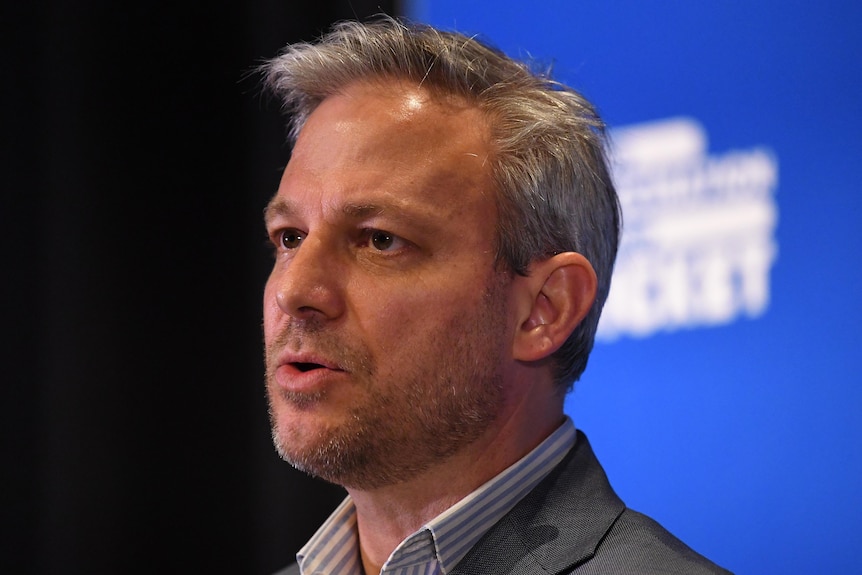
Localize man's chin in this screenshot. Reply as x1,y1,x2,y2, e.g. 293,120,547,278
275,442,350,484
271,420,342,468
271,429,387,488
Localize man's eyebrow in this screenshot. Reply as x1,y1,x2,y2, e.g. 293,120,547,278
341,203,386,218
264,201,387,223
264,198,438,231
342,202,439,233
263,199,294,224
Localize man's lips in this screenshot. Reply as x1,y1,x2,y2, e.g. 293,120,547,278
276,350,342,371
273,352,346,393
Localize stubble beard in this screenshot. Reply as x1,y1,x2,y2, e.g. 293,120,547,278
265,274,511,491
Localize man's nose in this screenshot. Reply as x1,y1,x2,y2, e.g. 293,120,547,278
272,236,345,321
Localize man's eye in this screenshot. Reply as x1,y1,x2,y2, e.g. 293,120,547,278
370,231,394,250
279,229,304,249
367,230,406,252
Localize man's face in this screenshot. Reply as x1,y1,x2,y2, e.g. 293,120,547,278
263,81,516,490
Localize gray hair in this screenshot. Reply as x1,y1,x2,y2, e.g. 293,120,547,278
262,15,621,390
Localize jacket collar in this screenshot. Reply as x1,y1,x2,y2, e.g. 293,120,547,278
450,431,625,575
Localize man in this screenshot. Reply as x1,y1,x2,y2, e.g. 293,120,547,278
261,15,731,575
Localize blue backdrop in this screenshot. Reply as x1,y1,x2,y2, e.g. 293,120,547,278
405,2,862,572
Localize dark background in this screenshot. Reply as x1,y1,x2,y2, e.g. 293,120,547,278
3,1,398,573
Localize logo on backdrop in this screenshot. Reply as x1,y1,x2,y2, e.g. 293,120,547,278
597,117,779,341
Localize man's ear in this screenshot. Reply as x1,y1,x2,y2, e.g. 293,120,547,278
512,252,598,362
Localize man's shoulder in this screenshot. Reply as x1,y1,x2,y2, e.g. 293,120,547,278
577,507,732,574
452,431,732,574
544,432,732,573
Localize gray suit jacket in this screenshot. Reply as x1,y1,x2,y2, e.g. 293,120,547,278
274,431,732,574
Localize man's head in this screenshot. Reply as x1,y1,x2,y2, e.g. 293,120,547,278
264,16,620,389
260,17,620,489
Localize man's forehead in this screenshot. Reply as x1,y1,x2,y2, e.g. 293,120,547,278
264,193,467,242
268,78,497,226
308,78,486,139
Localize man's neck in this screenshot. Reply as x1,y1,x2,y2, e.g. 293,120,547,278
347,403,565,575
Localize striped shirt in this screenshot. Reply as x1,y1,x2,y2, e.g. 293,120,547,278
296,417,577,575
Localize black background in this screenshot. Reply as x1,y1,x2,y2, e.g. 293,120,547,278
3,1,398,573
